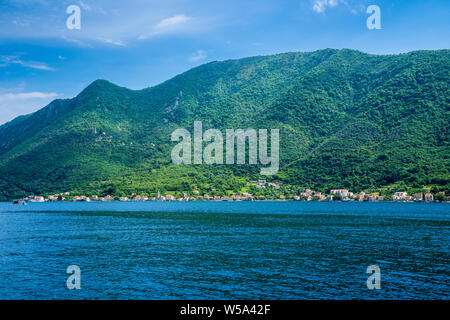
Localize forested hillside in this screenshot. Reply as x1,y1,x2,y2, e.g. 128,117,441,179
0,49,448,200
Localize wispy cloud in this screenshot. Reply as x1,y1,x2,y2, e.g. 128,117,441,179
6,0,49,6
312,0,339,13
98,38,126,47
0,90,59,124
15,60,55,71
0,92,59,101
2,1,209,47
59,36,92,48
188,50,206,63
138,14,192,40
311,0,358,14
0,55,55,71
78,0,92,11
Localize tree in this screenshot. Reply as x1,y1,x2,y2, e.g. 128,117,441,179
435,193,446,202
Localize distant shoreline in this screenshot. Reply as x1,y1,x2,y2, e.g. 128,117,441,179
7,200,450,204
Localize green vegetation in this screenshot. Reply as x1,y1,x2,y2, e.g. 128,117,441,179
0,49,448,200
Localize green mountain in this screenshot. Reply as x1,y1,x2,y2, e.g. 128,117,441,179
0,49,448,200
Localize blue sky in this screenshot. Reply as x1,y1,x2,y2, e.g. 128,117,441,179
0,0,449,124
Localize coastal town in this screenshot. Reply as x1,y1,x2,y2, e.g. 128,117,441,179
15,180,449,203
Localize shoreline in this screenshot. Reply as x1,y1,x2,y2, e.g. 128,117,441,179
7,200,450,204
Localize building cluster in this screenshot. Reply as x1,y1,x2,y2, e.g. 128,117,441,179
289,189,384,201
256,180,280,189
392,191,437,202
152,191,256,202
18,186,448,203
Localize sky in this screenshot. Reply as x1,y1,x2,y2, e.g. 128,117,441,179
0,0,449,125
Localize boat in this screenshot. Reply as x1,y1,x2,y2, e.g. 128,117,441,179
12,200,27,205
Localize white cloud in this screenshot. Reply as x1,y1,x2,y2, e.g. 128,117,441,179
138,14,192,40
6,0,49,6
59,36,92,48
15,60,55,71
0,55,55,71
0,92,59,101
188,50,206,63
99,38,126,46
155,14,191,30
0,91,59,125
2,2,209,47
312,0,339,13
78,0,92,11
12,19,30,27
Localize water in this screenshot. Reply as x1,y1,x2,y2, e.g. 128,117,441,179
0,201,448,299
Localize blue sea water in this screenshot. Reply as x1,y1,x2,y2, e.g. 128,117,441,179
0,201,448,300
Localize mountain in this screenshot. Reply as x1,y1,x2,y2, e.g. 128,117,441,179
0,49,448,200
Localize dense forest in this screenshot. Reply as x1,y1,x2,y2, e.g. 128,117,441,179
0,49,448,200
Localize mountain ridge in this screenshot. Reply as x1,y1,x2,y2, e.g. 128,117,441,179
0,48,448,200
